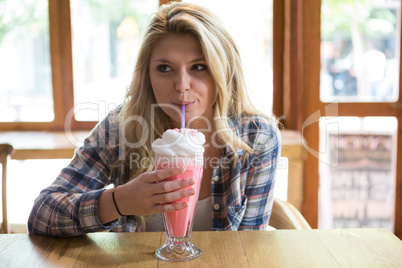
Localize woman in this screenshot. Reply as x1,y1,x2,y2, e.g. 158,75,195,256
28,2,281,237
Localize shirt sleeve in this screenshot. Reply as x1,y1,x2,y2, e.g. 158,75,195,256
238,118,281,230
27,110,120,237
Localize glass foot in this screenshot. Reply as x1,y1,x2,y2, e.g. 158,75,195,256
155,236,201,262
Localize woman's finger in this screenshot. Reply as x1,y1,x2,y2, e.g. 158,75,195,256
153,201,189,213
152,178,195,194
144,166,185,183
152,187,195,204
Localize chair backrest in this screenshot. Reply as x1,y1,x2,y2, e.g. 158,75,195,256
0,144,14,233
270,156,311,230
270,197,311,230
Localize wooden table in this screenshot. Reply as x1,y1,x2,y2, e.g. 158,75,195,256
1,229,401,267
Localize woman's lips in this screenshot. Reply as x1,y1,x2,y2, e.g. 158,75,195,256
172,101,195,110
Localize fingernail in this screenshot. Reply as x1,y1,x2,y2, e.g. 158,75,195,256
177,167,185,173
188,178,195,184
188,189,195,195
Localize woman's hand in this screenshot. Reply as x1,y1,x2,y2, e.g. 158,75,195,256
98,167,195,223
116,166,196,216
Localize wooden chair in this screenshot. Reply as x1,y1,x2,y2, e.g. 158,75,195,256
0,144,14,233
270,197,311,230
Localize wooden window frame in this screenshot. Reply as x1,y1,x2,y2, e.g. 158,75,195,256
0,0,174,131
0,0,94,131
273,0,402,238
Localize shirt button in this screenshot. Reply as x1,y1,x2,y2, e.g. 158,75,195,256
213,204,220,210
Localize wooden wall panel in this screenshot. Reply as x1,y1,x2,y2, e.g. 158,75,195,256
301,0,322,228
273,0,284,118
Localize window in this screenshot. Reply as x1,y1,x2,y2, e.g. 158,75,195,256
318,0,400,233
0,0,159,130
320,0,400,102
273,0,402,238
2,0,274,126
319,117,397,231
70,0,158,121
0,0,53,122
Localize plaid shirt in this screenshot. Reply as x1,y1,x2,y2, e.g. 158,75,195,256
28,108,281,237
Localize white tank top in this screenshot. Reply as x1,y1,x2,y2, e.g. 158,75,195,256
147,196,213,232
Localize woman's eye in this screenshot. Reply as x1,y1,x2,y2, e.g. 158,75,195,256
192,64,207,71
158,65,172,72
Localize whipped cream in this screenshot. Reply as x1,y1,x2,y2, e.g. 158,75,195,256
152,128,206,156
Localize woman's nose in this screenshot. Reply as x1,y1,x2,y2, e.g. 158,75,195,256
175,69,190,93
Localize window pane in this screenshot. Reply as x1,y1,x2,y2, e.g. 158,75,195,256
0,0,53,122
183,0,274,115
320,0,400,102
319,117,397,231
70,0,158,121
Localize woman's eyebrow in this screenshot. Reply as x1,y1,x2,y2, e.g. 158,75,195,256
152,57,206,63
190,57,205,63
152,58,172,63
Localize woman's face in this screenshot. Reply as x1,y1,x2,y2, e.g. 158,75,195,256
149,34,216,129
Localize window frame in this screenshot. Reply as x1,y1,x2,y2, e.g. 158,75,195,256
273,0,402,238
0,0,172,131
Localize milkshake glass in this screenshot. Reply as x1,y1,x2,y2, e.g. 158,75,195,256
152,128,205,261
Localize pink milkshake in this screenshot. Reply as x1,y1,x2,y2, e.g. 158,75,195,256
152,128,205,261
154,154,203,237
